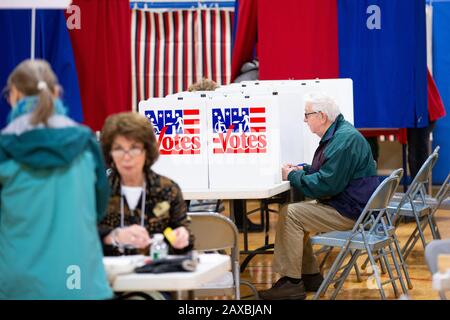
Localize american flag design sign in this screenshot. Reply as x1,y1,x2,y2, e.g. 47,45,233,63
144,109,201,154
211,107,267,154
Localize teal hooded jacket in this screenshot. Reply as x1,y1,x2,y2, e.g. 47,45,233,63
0,97,112,299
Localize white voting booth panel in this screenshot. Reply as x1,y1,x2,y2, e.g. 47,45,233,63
207,94,282,189
233,79,354,164
230,86,305,165
138,97,209,190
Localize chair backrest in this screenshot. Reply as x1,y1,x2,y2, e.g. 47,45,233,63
407,147,439,195
188,212,238,252
389,168,404,180
393,148,440,218
435,172,450,204
351,171,401,234
428,172,450,217
187,212,240,298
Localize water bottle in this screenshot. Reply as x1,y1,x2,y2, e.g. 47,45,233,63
150,233,168,260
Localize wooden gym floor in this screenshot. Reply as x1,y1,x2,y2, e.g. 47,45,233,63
222,200,449,300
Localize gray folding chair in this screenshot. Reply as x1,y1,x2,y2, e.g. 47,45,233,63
388,147,441,260
391,170,450,211
425,239,450,300
400,172,449,260
188,212,257,300
358,169,414,290
311,171,409,299
317,169,407,284
391,146,441,200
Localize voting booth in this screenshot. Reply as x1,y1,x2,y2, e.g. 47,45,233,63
216,79,354,165
138,97,209,190
207,94,281,189
139,79,354,191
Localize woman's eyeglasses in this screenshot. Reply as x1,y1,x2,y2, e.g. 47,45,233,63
111,147,144,158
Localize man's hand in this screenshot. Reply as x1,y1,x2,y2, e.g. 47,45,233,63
281,164,304,181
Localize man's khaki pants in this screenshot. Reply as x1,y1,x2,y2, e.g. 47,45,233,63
272,201,355,279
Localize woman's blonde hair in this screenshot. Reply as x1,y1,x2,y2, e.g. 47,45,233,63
7,59,59,126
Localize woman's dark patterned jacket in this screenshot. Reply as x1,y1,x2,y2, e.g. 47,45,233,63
98,168,194,256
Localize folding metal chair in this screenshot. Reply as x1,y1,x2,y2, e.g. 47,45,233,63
391,146,440,200
311,171,409,299
387,147,441,260
400,172,449,260
317,169,407,284
188,212,258,300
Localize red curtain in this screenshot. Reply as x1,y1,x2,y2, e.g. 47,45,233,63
428,69,446,122
230,0,257,81
66,0,131,131
258,0,339,80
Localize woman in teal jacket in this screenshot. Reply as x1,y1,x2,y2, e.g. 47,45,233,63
0,59,112,299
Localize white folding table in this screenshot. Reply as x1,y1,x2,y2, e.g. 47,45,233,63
105,253,230,299
182,181,292,272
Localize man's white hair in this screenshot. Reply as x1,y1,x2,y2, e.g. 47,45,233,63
303,92,341,122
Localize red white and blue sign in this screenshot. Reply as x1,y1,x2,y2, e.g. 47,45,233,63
211,107,267,154
144,109,201,155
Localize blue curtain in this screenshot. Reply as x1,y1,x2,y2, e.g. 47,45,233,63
338,0,428,128
0,10,83,128
432,1,450,183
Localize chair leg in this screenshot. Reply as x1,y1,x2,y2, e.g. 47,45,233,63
366,247,387,299
388,242,408,295
428,214,440,240
401,225,419,254
402,216,427,260
313,246,351,300
392,235,413,290
361,256,369,271
240,280,258,300
354,262,363,282
402,230,421,262
318,246,333,272
331,250,361,300
432,216,442,240
264,201,270,246
414,215,428,249
361,252,386,274
380,247,400,298
378,253,387,275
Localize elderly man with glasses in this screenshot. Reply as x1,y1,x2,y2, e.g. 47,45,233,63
259,92,380,300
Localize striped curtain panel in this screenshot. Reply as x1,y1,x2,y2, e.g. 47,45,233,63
131,8,234,110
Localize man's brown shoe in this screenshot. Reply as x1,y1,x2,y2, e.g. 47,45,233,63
258,277,307,300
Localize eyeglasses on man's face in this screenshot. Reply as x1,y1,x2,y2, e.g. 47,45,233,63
111,147,144,158
304,111,321,120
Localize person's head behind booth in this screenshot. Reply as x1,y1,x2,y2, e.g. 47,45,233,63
187,78,219,92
